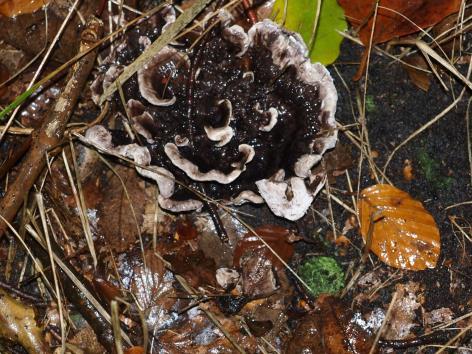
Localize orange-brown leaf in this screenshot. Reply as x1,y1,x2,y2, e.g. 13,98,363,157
338,0,461,46
124,346,145,354
0,0,50,17
358,184,440,270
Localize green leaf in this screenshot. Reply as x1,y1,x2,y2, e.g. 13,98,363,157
272,0,347,65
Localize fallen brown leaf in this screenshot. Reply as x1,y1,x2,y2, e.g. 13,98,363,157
124,346,145,354
0,0,50,17
403,55,431,91
382,282,422,340
286,295,375,353
97,166,146,253
233,225,295,271
340,0,461,45
338,0,461,79
165,247,218,289
359,184,440,270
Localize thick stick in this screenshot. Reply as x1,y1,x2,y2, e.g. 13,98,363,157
0,17,103,237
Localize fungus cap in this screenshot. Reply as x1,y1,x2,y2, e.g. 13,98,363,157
89,14,338,220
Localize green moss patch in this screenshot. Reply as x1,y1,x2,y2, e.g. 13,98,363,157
417,148,453,191
299,256,344,298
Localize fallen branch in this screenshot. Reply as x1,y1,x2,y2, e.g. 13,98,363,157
0,137,31,180
0,17,103,237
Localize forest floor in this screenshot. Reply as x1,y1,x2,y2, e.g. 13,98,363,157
0,1,470,353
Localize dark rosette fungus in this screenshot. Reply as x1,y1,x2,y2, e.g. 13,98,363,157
88,10,337,221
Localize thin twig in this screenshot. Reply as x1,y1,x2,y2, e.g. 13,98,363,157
369,291,398,354
466,97,472,187
36,193,66,352
360,0,380,183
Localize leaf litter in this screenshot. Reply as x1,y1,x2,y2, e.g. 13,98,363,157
0,0,470,352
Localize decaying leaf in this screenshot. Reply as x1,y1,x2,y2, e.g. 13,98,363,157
338,0,461,46
157,302,258,353
233,225,295,270
97,166,146,253
68,326,105,354
424,307,454,327
359,184,440,270
286,295,375,353
240,249,278,297
0,289,49,354
0,1,97,64
382,282,422,340
117,248,177,333
403,55,431,92
0,0,50,17
338,0,461,78
165,247,218,289
124,346,145,354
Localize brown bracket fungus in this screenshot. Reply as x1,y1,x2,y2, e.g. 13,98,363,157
89,10,338,220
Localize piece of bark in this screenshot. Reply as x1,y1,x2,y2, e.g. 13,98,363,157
0,17,103,237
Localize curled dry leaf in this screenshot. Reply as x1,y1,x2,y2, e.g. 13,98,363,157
403,55,431,92
0,0,50,17
359,184,440,270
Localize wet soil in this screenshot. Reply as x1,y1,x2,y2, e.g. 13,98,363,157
238,38,472,352
333,38,472,311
